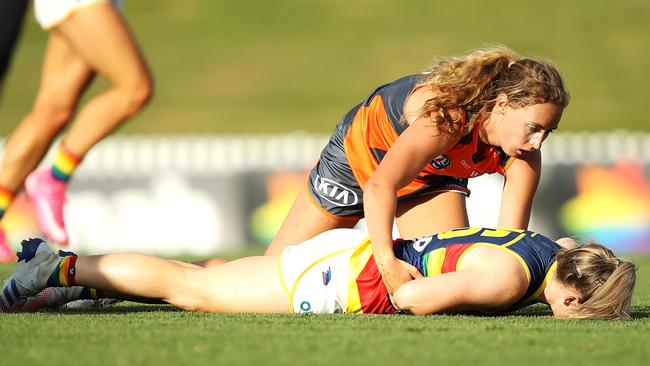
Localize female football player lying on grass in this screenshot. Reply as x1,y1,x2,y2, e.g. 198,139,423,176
1,227,636,319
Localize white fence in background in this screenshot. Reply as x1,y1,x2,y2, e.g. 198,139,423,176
2,131,647,177
61,133,331,177
543,131,650,165
0,131,648,255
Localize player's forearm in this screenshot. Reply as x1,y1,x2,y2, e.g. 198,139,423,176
363,179,398,261
498,156,541,229
497,187,533,229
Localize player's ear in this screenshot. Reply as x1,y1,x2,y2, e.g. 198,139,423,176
563,295,579,308
495,93,509,112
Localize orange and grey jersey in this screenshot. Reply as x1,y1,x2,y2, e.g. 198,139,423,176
307,74,514,218
347,227,560,314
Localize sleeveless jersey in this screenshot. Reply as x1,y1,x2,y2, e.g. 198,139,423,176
340,74,514,197
346,227,560,314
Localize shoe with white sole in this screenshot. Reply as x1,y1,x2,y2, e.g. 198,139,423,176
0,238,63,311
22,286,121,311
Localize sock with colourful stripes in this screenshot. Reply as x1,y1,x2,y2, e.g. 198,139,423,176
46,255,77,287
0,186,15,220
79,287,105,300
51,145,81,182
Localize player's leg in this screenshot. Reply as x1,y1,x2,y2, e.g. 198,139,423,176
20,259,205,311
0,32,93,196
0,239,288,313
24,3,152,244
395,191,469,239
81,254,290,312
0,31,94,247
265,187,358,255
20,259,206,311
52,3,152,158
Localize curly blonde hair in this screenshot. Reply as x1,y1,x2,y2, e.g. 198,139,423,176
416,46,570,136
555,243,637,320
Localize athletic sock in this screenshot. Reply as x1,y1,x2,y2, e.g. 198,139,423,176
0,186,14,220
46,255,77,287
79,287,105,300
51,145,81,182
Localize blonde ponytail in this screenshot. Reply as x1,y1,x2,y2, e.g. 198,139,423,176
555,244,636,320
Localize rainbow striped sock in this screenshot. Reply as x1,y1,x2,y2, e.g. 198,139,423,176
79,287,105,300
46,255,77,287
0,186,14,220
51,145,81,182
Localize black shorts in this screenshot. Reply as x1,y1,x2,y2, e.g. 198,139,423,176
0,0,28,82
306,133,470,219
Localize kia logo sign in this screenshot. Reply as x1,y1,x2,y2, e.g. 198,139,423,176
313,175,359,206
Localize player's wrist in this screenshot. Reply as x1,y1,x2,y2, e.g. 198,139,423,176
375,251,397,265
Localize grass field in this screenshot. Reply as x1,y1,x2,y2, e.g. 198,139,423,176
1,2,649,364
1,0,649,134
2,255,650,366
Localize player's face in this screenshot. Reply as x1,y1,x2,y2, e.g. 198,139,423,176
495,102,563,158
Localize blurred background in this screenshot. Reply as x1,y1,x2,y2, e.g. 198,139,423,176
1,0,649,255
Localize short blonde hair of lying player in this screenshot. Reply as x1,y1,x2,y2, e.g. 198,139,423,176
1,227,636,319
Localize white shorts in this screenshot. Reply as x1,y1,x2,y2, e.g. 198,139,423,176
34,0,124,30
278,229,369,314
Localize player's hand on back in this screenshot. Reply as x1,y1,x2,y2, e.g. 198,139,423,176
378,257,423,296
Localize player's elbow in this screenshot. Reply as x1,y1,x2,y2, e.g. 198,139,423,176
392,285,430,315
363,176,395,202
363,176,383,194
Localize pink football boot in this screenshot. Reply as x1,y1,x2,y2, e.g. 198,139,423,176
25,168,69,245
0,228,16,262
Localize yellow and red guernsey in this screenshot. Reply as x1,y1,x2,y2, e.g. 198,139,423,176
346,227,560,314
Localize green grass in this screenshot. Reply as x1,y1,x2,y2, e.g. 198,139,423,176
3,2,649,364
1,310,649,366
1,0,649,134
1,255,650,366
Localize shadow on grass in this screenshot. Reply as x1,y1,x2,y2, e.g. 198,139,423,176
630,306,650,318
504,305,650,319
48,304,181,315
508,307,553,317
23,304,650,319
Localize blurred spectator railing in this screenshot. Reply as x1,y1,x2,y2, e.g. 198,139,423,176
1,131,648,254
4,131,647,176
